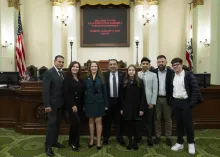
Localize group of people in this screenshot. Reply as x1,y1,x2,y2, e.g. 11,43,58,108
42,55,202,156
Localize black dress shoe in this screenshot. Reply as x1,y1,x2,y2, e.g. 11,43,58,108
133,141,139,150
147,140,153,147
97,146,102,150
88,144,94,148
52,142,65,148
117,138,126,146
153,137,161,144
137,137,142,144
45,147,54,156
166,138,172,147
127,143,132,150
103,139,108,145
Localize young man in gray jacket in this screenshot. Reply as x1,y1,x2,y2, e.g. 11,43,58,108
138,57,158,146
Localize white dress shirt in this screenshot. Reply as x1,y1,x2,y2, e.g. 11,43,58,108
158,69,167,96
139,71,147,86
173,70,188,99
54,66,64,79
109,71,118,97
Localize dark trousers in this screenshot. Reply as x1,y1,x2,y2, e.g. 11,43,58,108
45,108,62,147
138,106,154,142
124,120,142,144
103,98,123,140
68,110,80,147
172,98,194,144
146,107,154,142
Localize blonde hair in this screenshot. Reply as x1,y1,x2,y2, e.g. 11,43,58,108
87,61,104,83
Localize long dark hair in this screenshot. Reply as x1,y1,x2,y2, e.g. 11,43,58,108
67,61,82,79
124,64,140,87
87,61,104,83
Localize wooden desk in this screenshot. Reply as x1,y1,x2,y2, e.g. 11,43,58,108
0,83,220,135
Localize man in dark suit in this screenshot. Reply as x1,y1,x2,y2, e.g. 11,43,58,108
43,55,65,156
153,55,174,146
103,59,125,145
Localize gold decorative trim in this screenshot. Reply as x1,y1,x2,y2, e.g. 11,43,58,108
51,0,62,6
68,0,79,6
193,0,203,8
147,0,159,5
132,0,144,6
8,0,20,10
80,0,130,6
52,2,61,6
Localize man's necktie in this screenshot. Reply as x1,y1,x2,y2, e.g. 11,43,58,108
58,70,64,80
113,72,117,97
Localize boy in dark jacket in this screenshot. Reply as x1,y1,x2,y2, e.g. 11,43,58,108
170,58,202,155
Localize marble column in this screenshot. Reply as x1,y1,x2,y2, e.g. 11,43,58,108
51,0,62,64
132,0,144,66
210,0,220,84
0,0,2,71
0,0,19,71
67,0,78,64
192,0,205,73
0,0,2,53
147,0,159,67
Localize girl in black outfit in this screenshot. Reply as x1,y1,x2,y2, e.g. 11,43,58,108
63,61,85,151
121,64,146,150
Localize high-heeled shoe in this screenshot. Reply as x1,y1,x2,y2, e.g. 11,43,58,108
71,145,79,151
133,142,139,150
88,144,94,148
97,146,102,150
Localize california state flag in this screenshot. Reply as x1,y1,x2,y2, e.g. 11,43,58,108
186,3,193,71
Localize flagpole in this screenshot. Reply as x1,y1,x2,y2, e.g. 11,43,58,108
186,1,194,71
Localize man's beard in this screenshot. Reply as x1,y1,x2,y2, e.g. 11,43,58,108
158,65,165,71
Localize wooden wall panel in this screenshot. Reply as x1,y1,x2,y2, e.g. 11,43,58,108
0,83,220,135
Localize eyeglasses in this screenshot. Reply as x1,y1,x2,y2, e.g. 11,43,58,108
172,63,180,67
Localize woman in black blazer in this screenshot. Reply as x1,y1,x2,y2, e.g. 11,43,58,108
63,61,85,151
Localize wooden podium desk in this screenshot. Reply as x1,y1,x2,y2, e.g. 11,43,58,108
0,81,220,135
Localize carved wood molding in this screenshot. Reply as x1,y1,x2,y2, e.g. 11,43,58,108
202,93,220,100
35,103,47,124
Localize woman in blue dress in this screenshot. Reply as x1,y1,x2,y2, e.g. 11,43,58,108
84,61,108,150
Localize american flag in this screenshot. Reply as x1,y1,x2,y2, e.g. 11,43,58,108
186,3,193,71
16,10,26,76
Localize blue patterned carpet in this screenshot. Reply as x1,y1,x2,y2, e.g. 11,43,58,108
0,128,220,157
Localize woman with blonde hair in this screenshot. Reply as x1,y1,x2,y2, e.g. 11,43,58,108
84,61,108,150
